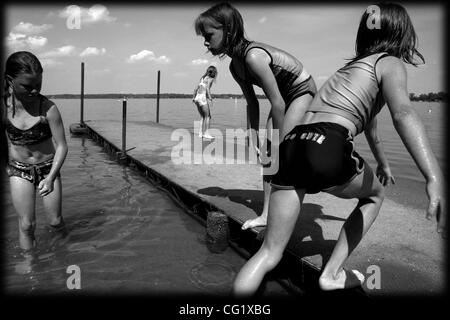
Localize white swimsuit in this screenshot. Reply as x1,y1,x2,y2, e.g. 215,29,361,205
194,77,209,106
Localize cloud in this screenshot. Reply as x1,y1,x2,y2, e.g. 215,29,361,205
191,59,209,66
80,47,106,57
41,45,76,58
258,16,267,24
127,50,171,64
5,32,48,51
59,5,116,25
40,58,62,68
12,22,53,35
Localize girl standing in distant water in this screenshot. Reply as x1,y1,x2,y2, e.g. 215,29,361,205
232,3,446,295
2,51,68,250
193,65,218,139
194,2,318,229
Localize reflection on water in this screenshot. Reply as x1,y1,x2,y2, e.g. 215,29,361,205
3,132,288,296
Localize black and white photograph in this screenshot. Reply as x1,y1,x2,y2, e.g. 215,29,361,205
1,0,447,314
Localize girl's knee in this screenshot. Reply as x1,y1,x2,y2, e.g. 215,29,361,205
371,180,385,202
259,245,283,269
19,218,36,235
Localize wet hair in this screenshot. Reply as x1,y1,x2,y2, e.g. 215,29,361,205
199,65,218,85
350,2,424,66
194,2,249,58
3,51,43,116
205,65,218,79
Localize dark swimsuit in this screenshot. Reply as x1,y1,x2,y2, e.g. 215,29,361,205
230,41,318,182
230,41,317,112
5,96,58,185
6,96,52,146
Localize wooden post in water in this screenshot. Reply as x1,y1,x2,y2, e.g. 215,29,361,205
122,98,127,152
246,112,250,147
156,70,160,123
69,62,88,135
80,62,85,125
206,211,229,253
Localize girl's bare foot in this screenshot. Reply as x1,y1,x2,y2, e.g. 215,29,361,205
319,269,364,291
241,215,267,230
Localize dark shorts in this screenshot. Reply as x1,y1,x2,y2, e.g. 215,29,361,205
271,122,365,194
6,157,59,186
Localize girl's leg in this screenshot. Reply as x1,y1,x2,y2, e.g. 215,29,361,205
9,177,37,250
42,176,64,228
195,102,205,137
199,118,204,137
242,95,312,230
319,163,385,290
233,188,305,296
202,105,213,138
281,94,313,139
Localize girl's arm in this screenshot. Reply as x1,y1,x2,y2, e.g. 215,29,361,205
245,48,285,132
229,62,260,150
38,103,68,196
206,78,213,101
379,56,446,234
364,117,395,186
193,86,198,100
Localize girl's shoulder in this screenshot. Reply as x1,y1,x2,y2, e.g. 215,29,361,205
375,55,407,86
40,95,60,118
375,55,405,75
41,95,56,111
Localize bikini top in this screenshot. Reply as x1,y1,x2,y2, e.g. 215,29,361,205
5,96,53,146
229,41,304,98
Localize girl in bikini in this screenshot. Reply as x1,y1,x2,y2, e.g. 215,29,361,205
193,65,217,140
231,2,446,294
3,51,68,250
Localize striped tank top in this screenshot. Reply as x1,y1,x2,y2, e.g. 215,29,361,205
308,53,389,134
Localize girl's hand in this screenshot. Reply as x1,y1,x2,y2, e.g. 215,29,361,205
426,179,446,236
38,177,55,197
249,130,260,158
376,164,395,186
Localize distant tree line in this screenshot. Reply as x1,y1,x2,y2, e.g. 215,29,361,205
45,93,266,99
47,92,446,102
409,92,447,102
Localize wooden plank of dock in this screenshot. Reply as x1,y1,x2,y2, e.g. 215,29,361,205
83,119,445,296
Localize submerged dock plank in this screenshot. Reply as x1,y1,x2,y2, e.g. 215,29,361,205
83,119,445,297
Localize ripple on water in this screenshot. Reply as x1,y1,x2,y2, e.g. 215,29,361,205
189,262,237,294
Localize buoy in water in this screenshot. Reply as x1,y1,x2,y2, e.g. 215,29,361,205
69,123,88,135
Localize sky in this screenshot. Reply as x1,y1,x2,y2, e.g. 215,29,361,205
3,2,445,95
